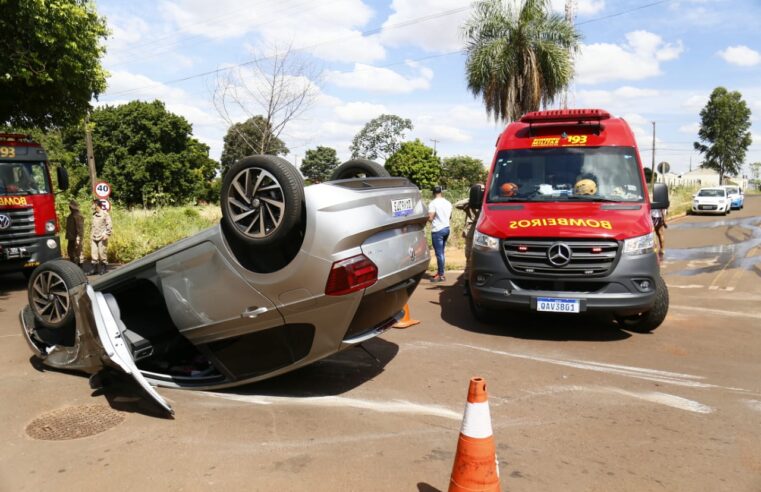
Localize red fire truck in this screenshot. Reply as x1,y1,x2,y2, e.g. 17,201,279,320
468,109,670,333
0,134,69,277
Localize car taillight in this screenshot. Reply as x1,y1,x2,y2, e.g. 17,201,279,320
325,254,378,296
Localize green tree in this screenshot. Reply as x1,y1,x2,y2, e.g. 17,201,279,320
693,87,752,184
62,100,217,206
384,140,441,189
441,155,487,190
220,116,289,176
0,0,108,128
462,0,580,122
750,162,761,181
350,114,413,160
300,146,340,183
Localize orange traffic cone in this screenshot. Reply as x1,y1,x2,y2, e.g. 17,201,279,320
393,304,420,329
449,377,500,492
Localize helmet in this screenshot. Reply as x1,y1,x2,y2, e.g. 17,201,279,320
574,178,597,195
500,182,518,197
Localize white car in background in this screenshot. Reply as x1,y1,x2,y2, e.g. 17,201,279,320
691,187,730,215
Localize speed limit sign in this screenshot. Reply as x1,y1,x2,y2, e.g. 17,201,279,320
94,181,112,199
98,199,112,212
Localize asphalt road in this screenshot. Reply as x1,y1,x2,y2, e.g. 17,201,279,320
1,196,760,491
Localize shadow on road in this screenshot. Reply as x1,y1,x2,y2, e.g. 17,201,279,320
225,337,399,398
435,273,632,342
0,272,26,311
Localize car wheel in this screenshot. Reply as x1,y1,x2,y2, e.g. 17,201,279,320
221,155,304,247
28,259,87,330
615,276,669,333
468,288,498,324
329,159,390,180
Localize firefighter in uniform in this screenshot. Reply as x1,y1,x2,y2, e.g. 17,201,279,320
90,199,112,275
65,200,84,266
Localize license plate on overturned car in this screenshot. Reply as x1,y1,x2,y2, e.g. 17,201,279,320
536,297,580,313
391,197,414,217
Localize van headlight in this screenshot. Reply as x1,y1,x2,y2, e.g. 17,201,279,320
473,230,500,250
623,233,654,255
45,220,56,233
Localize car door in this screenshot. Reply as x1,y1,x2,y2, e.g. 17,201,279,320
87,286,174,415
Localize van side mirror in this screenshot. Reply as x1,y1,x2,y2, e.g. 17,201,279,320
469,183,484,210
56,166,69,191
651,182,669,209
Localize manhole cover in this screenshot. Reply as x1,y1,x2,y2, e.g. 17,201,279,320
26,404,125,441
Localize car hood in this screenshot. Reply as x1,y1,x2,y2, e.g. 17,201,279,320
477,201,653,241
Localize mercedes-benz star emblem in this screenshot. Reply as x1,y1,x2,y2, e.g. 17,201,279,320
0,214,11,231
408,246,416,262
547,243,572,266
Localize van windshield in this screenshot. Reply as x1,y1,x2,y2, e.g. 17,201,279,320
0,161,51,195
487,147,645,203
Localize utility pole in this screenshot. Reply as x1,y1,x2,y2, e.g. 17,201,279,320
430,139,440,156
84,114,97,191
561,0,576,109
650,121,657,186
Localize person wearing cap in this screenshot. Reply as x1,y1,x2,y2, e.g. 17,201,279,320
65,200,85,267
428,185,452,282
90,199,112,275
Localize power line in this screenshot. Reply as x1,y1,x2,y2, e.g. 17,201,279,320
576,0,671,26
104,5,471,98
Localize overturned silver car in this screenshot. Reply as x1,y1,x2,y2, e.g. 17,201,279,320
20,156,429,415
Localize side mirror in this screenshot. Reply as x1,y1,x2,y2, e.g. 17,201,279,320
56,167,69,191
651,182,669,209
469,183,484,210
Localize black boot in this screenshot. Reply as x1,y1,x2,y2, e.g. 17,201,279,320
97,262,106,275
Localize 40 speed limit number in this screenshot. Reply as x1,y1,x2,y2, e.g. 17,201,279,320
93,181,112,199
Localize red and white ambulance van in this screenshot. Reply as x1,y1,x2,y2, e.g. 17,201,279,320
468,109,670,332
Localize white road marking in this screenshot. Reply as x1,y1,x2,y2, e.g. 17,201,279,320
670,305,761,320
667,284,704,289
0,334,20,338
517,385,713,414
744,400,761,412
200,393,463,420
458,344,750,392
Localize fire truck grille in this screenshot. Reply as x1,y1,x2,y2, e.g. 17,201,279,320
503,238,619,277
0,207,37,250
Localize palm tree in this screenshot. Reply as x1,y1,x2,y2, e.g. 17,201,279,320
463,0,580,122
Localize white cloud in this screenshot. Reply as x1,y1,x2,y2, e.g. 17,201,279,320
679,123,700,134
752,133,761,146
576,31,684,84
160,0,385,63
326,62,434,93
614,86,659,98
550,0,605,16
717,45,761,67
380,0,471,53
682,94,708,111
334,102,388,123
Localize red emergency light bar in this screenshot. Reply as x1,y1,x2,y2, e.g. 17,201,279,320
520,109,611,124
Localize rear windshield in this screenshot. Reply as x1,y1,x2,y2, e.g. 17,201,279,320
487,147,644,203
0,161,51,195
698,189,725,197
725,187,739,194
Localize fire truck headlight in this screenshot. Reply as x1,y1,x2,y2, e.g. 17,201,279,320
623,233,654,255
46,239,57,249
474,230,500,251
45,220,56,233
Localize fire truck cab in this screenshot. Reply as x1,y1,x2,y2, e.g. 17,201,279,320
0,134,68,277
468,109,670,333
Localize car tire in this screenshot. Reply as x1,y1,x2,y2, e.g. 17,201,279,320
615,276,669,333
329,159,390,180
468,288,498,324
27,259,87,330
221,155,304,247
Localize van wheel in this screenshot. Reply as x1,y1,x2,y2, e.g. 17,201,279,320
330,159,389,180
616,276,669,333
468,289,498,324
221,155,304,247
28,260,87,330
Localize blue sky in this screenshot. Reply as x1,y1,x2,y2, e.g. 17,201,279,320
96,0,761,177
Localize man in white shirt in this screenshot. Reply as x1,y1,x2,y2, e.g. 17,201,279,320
428,185,452,282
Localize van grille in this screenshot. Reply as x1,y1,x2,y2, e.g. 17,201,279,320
503,238,619,277
0,207,37,251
